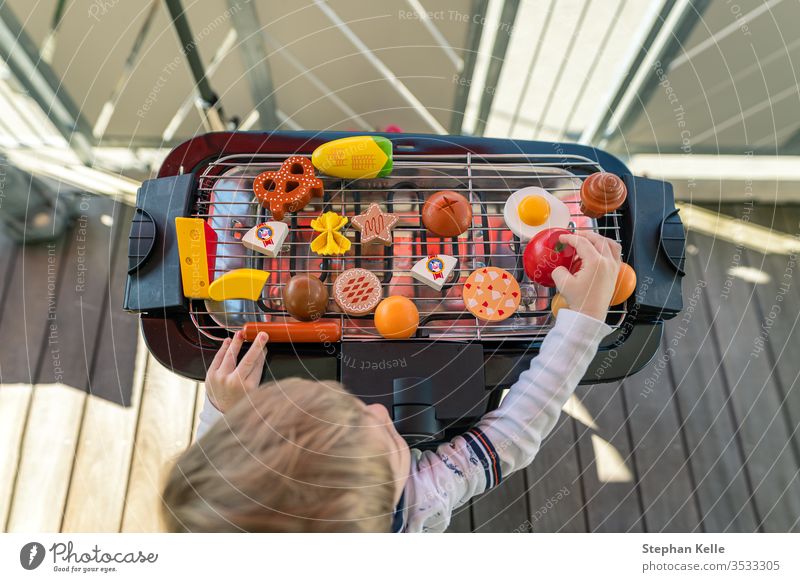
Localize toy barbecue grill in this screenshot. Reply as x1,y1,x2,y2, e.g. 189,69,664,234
124,132,685,443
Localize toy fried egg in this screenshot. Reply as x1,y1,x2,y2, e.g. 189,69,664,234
502,186,571,241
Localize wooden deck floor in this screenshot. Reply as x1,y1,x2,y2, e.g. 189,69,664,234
1,199,798,532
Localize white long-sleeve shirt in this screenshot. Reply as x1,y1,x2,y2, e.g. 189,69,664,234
195,308,611,533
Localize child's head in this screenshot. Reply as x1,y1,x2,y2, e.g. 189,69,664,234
161,378,411,532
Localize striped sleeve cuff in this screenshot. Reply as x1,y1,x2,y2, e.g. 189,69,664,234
464,427,503,489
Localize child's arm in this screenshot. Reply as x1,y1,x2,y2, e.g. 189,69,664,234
403,232,620,532
195,330,268,440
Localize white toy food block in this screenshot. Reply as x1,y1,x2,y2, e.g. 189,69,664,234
410,254,457,291
242,221,288,257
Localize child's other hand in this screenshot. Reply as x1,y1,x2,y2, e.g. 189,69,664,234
551,231,621,322
205,331,269,413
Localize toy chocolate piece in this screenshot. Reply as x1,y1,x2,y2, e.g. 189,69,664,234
282,274,329,321
410,254,457,291
422,190,472,237
253,156,323,220
350,203,398,245
579,172,627,218
310,211,351,256
242,320,342,343
462,267,520,322
333,268,382,316
311,135,393,179
175,217,218,299
242,221,288,258
207,268,270,302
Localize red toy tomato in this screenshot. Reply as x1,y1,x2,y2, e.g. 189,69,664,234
523,228,581,287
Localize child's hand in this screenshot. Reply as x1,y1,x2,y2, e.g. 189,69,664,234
551,231,621,322
205,331,269,413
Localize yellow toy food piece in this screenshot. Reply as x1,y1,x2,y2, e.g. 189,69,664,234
310,211,351,256
208,269,270,302
311,135,393,179
176,217,212,299
551,293,569,318
518,195,550,226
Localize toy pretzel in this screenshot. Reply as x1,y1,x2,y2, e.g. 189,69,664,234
252,156,324,220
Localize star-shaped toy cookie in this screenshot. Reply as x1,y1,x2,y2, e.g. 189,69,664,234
350,203,399,246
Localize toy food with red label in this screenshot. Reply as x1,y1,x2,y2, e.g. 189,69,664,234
411,254,457,291
422,190,472,237
242,221,288,258
311,135,393,179
374,296,419,339
253,156,323,220
175,217,218,299
282,274,329,321
523,228,581,288
503,186,570,241
580,172,627,218
333,268,383,316
610,262,636,306
351,203,398,245
462,267,521,322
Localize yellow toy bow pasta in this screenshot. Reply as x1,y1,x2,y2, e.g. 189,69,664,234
310,211,351,256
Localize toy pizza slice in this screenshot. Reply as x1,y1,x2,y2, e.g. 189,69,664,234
242,221,289,258
462,267,520,322
333,268,383,316
411,254,457,291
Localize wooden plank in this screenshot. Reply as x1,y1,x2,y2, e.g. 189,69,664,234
87,202,139,406
666,242,759,532
575,383,645,532
446,501,473,532
471,470,529,532
36,195,116,389
61,334,147,532
121,357,198,532
525,410,587,532
0,235,66,385
0,384,32,531
743,206,800,463
6,383,86,532
692,228,800,532
622,333,703,532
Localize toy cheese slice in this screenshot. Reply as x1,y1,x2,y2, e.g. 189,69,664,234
411,254,457,291
242,221,288,257
311,135,393,179
208,269,270,302
176,217,218,299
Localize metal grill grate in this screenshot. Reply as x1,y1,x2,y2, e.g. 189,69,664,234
188,152,627,342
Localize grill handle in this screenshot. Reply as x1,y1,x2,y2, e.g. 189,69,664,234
392,377,444,446
619,175,686,321
123,174,195,313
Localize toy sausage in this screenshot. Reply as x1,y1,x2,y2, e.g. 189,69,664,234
241,320,342,343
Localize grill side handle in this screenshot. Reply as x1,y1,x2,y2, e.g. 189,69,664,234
123,174,195,313
618,175,686,322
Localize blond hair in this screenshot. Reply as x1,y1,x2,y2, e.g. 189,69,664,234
161,378,395,532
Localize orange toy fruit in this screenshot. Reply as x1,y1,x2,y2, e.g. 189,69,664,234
551,293,569,318
610,263,636,306
374,296,419,339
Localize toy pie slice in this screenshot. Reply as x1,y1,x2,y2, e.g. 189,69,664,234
462,267,520,322
242,221,289,258
410,254,457,291
333,268,382,316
